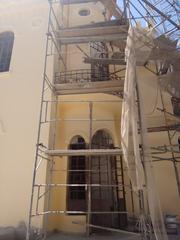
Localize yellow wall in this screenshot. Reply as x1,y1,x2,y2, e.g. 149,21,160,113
0,0,50,228
0,0,179,235
47,65,180,233
47,93,122,233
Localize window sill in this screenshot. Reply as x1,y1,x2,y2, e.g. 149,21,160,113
0,71,12,78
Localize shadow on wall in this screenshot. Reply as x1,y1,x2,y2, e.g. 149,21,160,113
0,221,39,240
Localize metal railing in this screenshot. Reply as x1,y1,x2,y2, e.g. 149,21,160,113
54,69,122,84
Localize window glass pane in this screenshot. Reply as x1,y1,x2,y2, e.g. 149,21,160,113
67,136,86,213
78,9,90,16
0,32,14,72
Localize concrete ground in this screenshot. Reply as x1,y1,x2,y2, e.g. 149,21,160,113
47,232,180,240
47,232,140,240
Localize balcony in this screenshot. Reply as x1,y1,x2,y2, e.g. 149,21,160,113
54,69,124,95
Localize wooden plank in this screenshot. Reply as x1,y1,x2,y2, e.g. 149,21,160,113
45,149,122,156
147,124,180,133
58,34,127,44
61,20,126,29
58,25,128,38
55,88,123,95
54,80,124,95
84,57,144,66
61,0,97,4
84,57,126,65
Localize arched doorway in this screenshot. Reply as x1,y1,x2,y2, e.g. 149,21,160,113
67,135,86,213
91,130,126,229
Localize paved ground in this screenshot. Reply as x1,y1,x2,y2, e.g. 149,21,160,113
47,232,180,240
47,232,140,240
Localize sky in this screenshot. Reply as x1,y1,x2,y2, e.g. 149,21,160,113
116,0,147,26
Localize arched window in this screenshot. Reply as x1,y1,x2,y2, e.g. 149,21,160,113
91,130,127,229
67,135,86,213
0,32,14,72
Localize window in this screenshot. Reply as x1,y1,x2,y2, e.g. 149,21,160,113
90,42,109,82
67,136,86,213
171,97,180,116
0,32,14,72
78,8,90,16
91,130,127,229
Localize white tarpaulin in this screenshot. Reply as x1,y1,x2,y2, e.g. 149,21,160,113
159,71,180,98
121,26,168,240
121,27,145,191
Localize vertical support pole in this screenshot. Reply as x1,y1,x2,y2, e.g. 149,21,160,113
107,149,113,226
123,0,128,20
135,84,149,240
138,189,147,240
43,95,59,240
120,156,126,210
115,156,127,229
98,155,102,209
138,189,145,216
87,101,93,236
114,156,120,227
42,0,65,237
130,181,135,216
36,186,41,215
26,5,52,240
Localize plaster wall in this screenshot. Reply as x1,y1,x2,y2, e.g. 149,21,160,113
0,0,179,235
46,66,180,233
0,0,50,228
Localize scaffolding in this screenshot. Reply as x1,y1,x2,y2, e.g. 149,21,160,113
26,0,180,239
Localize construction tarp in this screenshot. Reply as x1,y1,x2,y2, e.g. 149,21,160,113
121,26,168,240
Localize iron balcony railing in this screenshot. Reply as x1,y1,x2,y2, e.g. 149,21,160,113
54,69,122,84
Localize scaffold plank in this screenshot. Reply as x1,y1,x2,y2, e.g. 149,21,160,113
54,80,124,95
61,0,97,4
57,34,127,44
45,149,122,156
58,25,128,38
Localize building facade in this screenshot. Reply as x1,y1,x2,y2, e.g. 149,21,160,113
0,0,179,238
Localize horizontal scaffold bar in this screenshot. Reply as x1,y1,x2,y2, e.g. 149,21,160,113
32,210,127,217
34,183,125,187
43,99,122,103
45,149,122,156
52,169,123,173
